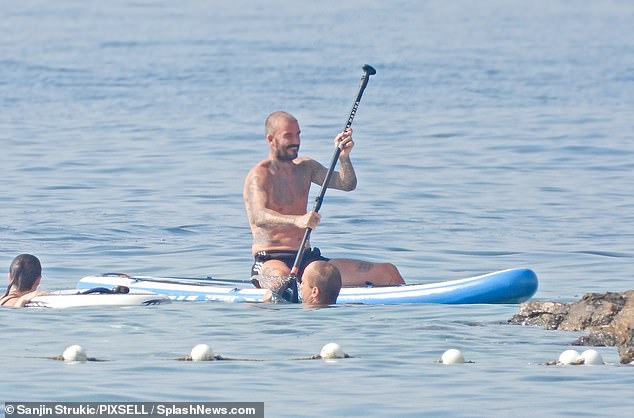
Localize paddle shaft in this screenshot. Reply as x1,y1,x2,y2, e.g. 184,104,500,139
102,273,254,286
288,65,376,301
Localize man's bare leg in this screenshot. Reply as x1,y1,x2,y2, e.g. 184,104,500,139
330,259,405,287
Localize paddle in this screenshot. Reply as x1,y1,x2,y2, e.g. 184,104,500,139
287,64,377,302
100,273,254,286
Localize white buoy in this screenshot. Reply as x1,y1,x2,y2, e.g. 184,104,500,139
441,349,465,364
580,349,604,365
558,349,581,365
62,345,88,362
190,344,215,361
320,343,345,359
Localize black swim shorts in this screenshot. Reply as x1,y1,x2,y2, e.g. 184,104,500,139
250,247,329,279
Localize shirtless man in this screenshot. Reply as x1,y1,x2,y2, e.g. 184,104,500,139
1,254,47,307
243,111,405,288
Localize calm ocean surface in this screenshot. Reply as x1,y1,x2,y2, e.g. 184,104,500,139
1,0,633,416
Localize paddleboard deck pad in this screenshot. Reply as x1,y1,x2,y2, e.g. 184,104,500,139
76,268,538,305
27,289,171,308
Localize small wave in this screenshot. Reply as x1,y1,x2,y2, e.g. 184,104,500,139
574,250,631,258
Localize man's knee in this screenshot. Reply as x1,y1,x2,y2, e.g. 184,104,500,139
261,260,291,277
383,263,405,285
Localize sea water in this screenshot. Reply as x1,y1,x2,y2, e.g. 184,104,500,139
1,0,633,417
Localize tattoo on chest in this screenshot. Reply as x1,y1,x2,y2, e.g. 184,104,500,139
271,184,294,206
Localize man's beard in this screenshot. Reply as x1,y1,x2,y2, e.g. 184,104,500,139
276,145,299,161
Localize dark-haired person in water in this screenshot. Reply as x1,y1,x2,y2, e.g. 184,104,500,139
0,254,48,307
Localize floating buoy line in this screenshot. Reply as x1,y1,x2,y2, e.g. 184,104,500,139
33,344,621,366
544,349,605,366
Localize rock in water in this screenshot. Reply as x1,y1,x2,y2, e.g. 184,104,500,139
509,290,634,364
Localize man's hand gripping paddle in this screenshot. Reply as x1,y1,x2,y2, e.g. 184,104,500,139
287,64,376,302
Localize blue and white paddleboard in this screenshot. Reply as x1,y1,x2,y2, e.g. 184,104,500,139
26,290,171,308
76,268,538,305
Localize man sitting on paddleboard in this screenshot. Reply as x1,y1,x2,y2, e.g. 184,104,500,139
1,254,48,307
243,111,405,296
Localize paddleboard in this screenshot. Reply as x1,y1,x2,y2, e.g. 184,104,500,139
26,289,171,308
76,268,538,305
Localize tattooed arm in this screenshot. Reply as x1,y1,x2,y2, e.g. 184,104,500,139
310,128,357,191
